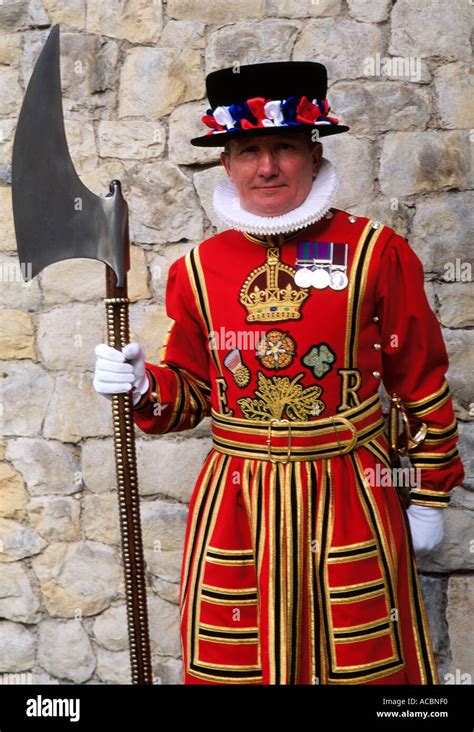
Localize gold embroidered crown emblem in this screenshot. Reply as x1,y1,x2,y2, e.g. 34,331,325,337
239,247,309,323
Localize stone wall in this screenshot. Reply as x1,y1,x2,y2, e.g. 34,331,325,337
0,0,472,685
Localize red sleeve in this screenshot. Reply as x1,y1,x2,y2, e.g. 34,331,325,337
375,233,465,508
132,252,212,434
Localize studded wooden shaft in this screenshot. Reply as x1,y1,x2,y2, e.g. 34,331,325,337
105,268,153,685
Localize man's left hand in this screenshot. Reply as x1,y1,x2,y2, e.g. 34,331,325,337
407,504,445,554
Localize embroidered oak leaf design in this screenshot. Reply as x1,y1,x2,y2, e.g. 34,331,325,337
237,371,325,421
302,343,336,378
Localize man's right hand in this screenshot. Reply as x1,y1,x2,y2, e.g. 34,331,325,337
93,342,150,406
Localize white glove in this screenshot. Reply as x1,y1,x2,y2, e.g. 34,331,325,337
407,504,445,555
93,342,150,406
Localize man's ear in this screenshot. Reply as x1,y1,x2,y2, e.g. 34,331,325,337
312,142,323,179
220,150,232,178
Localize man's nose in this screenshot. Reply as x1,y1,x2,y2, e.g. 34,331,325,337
257,150,279,177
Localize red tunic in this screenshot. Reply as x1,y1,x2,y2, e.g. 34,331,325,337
133,207,464,685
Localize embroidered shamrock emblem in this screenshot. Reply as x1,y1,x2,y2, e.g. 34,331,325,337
301,342,336,379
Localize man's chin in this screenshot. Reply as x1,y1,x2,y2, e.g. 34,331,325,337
241,196,296,217
241,188,311,217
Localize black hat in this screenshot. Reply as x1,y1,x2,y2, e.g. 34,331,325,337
190,61,349,147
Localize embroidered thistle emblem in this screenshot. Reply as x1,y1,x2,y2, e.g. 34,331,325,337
301,342,336,378
256,329,296,370
223,348,251,388
237,371,325,421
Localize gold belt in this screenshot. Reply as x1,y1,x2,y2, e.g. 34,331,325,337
211,392,385,463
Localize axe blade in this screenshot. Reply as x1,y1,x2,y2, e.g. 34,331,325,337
12,23,129,287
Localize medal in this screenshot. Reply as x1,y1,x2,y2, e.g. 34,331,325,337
294,240,313,288
329,269,348,290
311,241,332,288
329,243,349,290
311,267,330,288
295,266,313,287
295,241,349,291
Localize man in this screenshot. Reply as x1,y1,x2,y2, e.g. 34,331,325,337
93,62,465,685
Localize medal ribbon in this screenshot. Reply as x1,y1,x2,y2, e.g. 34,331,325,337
296,241,347,268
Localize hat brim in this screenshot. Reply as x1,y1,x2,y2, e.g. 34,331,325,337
190,123,350,147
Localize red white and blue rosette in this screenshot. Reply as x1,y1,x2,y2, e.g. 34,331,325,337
201,95,340,136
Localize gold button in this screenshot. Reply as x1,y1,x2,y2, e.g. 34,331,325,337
372,221,381,229
372,371,381,379
373,315,379,322
325,210,334,219
373,343,381,350
348,215,357,223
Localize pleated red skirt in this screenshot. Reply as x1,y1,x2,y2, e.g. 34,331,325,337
178,431,440,685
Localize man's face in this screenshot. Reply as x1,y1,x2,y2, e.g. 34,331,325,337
220,132,323,216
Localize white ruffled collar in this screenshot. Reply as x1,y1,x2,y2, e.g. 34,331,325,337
212,156,339,235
